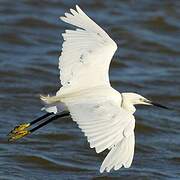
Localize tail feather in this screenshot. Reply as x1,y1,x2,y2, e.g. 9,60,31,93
100,133,135,173
40,95,61,104
40,95,67,114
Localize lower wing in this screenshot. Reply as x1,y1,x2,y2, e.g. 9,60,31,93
63,96,135,172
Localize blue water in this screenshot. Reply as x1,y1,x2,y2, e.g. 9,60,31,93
0,0,180,179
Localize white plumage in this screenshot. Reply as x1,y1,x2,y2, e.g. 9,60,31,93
57,5,117,95
65,94,135,173
40,5,155,173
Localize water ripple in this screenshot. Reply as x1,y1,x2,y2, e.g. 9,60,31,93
0,0,180,179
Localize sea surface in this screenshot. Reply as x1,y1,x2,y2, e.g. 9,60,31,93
0,0,180,179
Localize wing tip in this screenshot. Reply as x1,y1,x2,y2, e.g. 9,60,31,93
75,5,80,11
100,163,124,173
59,5,83,24
59,16,66,22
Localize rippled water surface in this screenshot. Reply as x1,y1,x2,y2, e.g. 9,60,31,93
0,0,180,179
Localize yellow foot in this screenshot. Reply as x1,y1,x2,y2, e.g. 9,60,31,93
8,123,30,141
8,130,30,141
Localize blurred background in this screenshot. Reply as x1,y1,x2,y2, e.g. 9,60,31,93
0,0,180,179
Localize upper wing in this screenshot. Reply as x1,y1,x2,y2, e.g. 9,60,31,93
64,97,135,173
57,5,117,95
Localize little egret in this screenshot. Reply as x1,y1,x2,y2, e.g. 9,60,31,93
8,5,169,173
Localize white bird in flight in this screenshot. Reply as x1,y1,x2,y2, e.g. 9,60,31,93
8,5,169,173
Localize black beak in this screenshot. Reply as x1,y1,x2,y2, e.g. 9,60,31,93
149,101,170,110
151,102,170,110
143,99,170,110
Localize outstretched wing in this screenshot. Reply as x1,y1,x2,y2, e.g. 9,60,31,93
57,5,117,95
64,97,135,173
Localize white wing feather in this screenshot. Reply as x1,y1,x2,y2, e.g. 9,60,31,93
57,5,117,95
42,6,135,173
62,96,135,173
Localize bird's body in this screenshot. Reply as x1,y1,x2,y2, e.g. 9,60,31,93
42,86,137,173
41,86,120,112
39,5,161,173
8,5,169,173
40,4,122,121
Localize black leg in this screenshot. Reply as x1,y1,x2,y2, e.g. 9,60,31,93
29,112,54,126
30,112,70,133
8,112,70,141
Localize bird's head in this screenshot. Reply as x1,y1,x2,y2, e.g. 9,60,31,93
121,93,169,109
